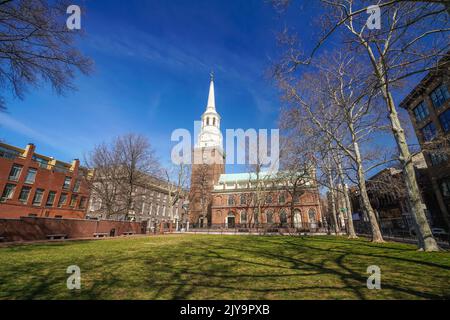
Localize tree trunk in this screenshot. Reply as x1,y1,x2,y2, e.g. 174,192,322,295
353,141,384,243
328,173,340,235
383,90,439,251
337,162,357,238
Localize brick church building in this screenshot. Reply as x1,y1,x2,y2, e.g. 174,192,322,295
188,75,322,230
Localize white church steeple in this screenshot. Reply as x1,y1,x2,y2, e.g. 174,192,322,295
206,72,216,111
197,72,223,149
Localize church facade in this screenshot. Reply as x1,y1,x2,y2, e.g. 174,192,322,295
188,75,322,230
210,172,322,230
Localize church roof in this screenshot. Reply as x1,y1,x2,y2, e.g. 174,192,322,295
218,171,278,184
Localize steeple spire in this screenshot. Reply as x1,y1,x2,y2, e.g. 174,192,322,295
206,71,215,111
197,72,222,149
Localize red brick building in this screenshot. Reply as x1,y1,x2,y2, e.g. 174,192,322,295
399,57,450,229
210,172,322,230
0,142,90,219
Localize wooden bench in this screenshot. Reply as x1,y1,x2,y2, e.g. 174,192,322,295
46,234,67,240
122,232,135,236
93,233,109,238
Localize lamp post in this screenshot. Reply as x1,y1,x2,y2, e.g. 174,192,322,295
182,201,190,232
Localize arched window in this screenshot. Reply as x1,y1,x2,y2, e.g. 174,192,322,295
240,194,246,205
254,210,259,224
280,210,288,225
207,117,210,126
266,211,273,224
240,211,247,223
308,209,317,223
213,118,216,126
278,193,286,204
294,209,302,228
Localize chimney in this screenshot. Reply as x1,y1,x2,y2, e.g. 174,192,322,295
23,143,36,160
71,159,80,173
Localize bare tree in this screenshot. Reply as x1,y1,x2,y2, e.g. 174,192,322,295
189,163,213,226
272,0,447,250
164,163,190,228
277,52,386,242
0,0,92,110
85,133,161,220
278,112,322,229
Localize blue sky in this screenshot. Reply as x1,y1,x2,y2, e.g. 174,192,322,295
0,0,416,174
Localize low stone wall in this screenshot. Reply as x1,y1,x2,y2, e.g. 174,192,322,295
0,217,147,242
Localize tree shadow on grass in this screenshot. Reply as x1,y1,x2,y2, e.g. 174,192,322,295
139,240,447,300
1,236,449,300
279,238,450,271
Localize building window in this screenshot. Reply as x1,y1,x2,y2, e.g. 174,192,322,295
33,156,48,169
413,101,429,122
18,187,32,204
0,146,20,160
28,214,38,218
24,168,37,184
1,184,16,202
266,211,273,224
279,193,286,204
280,210,287,225
240,194,246,205
240,211,247,223
228,196,235,206
309,209,317,224
439,109,450,133
55,215,63,219
430,152,448,167
421,122,437,142
213,118,216,126
266,195,273,204
9,164,23,182
70,195,78,207
442,180,450,198
46,191,57,207
293,193,300,203
58,193,68,208
63,177,72,190
430,84,450,109
254,211,259,224
73,180,81,193
32,189,44,206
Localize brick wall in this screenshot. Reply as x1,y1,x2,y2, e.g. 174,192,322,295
0,217,147,242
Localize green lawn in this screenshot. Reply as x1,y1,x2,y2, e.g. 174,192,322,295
0,235,449,300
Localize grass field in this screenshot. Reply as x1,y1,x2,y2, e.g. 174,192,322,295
0,235,449,300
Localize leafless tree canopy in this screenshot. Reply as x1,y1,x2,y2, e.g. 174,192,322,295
0,0,93,110
84,133,161,219
272,0,448,250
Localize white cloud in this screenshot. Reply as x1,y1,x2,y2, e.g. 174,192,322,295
0,113,76,157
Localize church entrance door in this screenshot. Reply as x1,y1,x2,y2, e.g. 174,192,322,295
294,210,302,229
227,216,235,228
